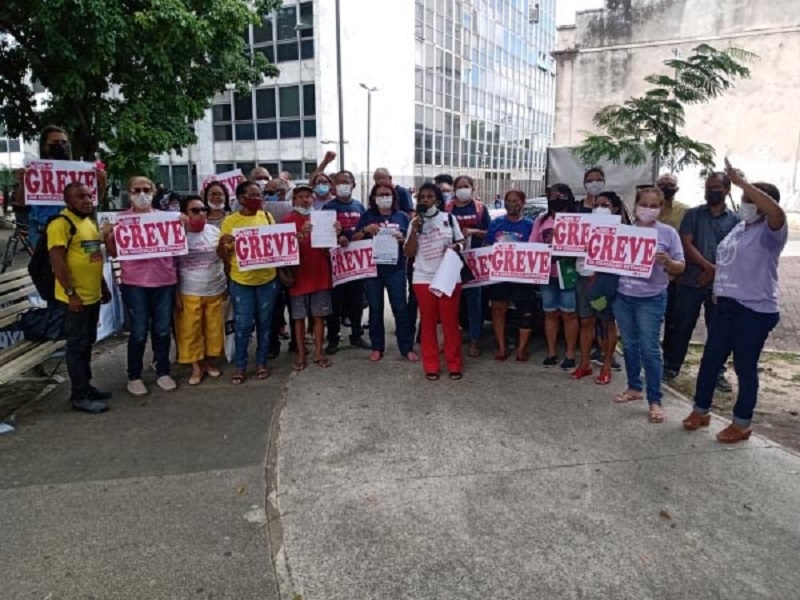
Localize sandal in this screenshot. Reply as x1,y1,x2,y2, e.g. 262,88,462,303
449,372,463,381
614,390,644,404
314,356,332,368
494,351,509,362
204,366,222,378
188,373,203,386
648,404,665,423
468,342,481,358
369,351,383,362
231,370,246,385
426,373,440,381
293,360,307,372
256,366,271,380
515,353,529,363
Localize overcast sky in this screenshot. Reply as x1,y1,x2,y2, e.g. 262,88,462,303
556,0,605,26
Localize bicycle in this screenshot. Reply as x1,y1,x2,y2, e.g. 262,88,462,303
1,221,34,273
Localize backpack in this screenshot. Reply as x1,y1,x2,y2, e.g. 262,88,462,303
28,214,76,303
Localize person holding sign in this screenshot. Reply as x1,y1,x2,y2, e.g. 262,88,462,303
485,189,535,362
683,164,787,443
404,182,465,381
446,175,491,357
353,183,416,362
218,181,281,384
175,196,227,386
203,182,231,228
104,176,179,396
530,184,580,370
612,187,685,423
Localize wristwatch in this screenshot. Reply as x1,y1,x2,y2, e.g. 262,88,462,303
65,287,76,297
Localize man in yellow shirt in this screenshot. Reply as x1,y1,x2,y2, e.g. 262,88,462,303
48,182,111,413
657,173,689,231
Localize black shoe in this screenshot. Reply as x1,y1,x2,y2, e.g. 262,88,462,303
71,397,109,414
663,368,679,381
267,344,281,359
610,356,622,372
716,375,733,393
590,348,603,365
560,357,576,371
350,337,370,350
542,355,558,368
87,386,112,401
326,342,340,355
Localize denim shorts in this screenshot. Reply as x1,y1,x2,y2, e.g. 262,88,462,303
540,278,576,313
290,290,333,319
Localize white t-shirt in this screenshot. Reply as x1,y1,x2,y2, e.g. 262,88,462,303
409,210,464,284
178,225,227,297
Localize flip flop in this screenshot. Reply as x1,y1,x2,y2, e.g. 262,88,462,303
204,366,222,378
231,371,246,385
449,372,463,381
426,373,440,381
648,404,665,423
293,361,307,372
188,373,203,386
314,357,332,368
256,366,271,380
614,390,644,403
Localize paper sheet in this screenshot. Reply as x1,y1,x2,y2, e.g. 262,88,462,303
429,248,463,297
372,228,399,265
311,210,338,248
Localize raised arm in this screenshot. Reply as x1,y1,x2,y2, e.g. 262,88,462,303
725,158,785,231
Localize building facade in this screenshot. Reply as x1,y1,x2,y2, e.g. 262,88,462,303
553,0,800,210
160,0,557,199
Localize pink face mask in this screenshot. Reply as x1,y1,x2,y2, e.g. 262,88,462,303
636,206,660,224
187,220,206,233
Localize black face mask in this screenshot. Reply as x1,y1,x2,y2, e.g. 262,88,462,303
659,185,677,200
549,198,569,213
705,190,726,206
47,143,72,160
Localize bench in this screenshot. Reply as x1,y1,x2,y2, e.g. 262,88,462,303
0,268,65,385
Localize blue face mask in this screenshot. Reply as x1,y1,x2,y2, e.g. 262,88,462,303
265,193,279,202
315,184,330,196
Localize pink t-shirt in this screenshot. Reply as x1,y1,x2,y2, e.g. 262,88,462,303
117,209,178,287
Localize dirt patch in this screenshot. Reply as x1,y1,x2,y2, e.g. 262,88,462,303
668,345,800,451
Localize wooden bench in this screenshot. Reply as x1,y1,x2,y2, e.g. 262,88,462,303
0,268,65,385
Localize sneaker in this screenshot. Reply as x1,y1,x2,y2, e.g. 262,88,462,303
87,386,112,401
560,357,577,371
716,375,733,393
156,375,177,392
127,379,148,397
350,337,370,350
663,368,679,381
71,397,109,414
610,356,622,372
590,348,603,365
542,355,558,368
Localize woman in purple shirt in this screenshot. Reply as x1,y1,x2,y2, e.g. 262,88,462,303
683,162,788,443
613,188,685,423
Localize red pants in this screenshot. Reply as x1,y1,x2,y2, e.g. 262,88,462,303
414,283,463,375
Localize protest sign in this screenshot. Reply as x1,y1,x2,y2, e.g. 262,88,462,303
430,249,463,297
552,213,621,256
233,223,299,271
585,223,657,278
489,243,551,285
462,247,494,288
330,240,376,287
201,169,244,196
96,212,119,228
24,160,98,206
113,212,188,260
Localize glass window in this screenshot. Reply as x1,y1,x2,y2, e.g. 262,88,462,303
213,125,233,141
257,122,278,140
172,165,190,191
212,104,231,123
303,119,317,137
8,139,20,152
216,163,235,174
304,162,318,178
299,2,314,38
280,120,302,138
237,162,256,176
235,123,255,140
158,166,171,187
256,88,277,119
281,161,302,179
255,45,275,64
277,42,299,62
234,92,253,121
300,39,314,59
276,6,297,40
263,163,280,177
302,84,316,116
253,15,273,44
279,86,301,118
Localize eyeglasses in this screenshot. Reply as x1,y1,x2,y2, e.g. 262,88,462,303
130,187,153,194
189,207,208,215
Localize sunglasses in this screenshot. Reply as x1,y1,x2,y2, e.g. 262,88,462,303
189,207,208,215
131,187,153,194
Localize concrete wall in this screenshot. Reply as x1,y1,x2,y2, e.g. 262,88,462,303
553,0,800,210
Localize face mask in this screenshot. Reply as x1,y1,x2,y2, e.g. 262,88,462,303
455,188,472,202
658,185,677,200
738,202,760,224
424,206,438,218
265,193,279,202
585,181,605,196
131,193,152,209
294,206,311,216
506,204,522,217
636,206,660,224
242,198,262,212
442,192,453,203
593,206,611,215
549,198,569,213
209,201,225,211
167,204,180,212
255,180,268,191
187,221,205,233
315,184,330,196
47,143,72,160
336,184,353,197
376,196,393,210
705,190,726,206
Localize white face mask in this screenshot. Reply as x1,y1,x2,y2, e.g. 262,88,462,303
442,191,453,203
455,188,472,202
209,201,225,211
593,206,611,215
585,181,605,196
255,179,268,191
738,202,760,224
636,206,660,224
294,206,311,216
424,206,438,218
131,193,152,209
376,196,393,210
336,184,352,197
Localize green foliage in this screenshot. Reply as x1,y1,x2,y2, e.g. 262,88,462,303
0,0,281,178
575,44,756,172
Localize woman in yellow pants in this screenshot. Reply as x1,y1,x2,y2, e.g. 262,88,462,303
175,195,228,384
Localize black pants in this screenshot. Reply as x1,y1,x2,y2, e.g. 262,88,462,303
62,301,100,399
269,284,289,352
326,280,365,344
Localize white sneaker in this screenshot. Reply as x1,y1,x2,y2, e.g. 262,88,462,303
156,375,177,391
127,379,148,397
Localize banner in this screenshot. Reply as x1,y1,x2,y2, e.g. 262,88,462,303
552,213,621,256
234,223,298,271
201,169,244,196
330,240,376,286
114,212,188,260
489,243,551,285
585,224,657,278
462,247,494,288
24,160,98,206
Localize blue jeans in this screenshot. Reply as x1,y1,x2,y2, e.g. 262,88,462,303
613,291,667,404
693,298,779,427
365,270,413,355
663,284,726,375
121,284,176,380
462,286,483,343
229,279,279,370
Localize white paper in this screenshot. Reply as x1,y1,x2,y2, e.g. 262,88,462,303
372,228,399,265
310,210,338,248
430,249,463,298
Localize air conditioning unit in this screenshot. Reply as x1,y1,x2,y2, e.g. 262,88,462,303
529,3,540,24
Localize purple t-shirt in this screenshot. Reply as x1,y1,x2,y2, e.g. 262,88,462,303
714,220,787,313
617,222,684,298
118,209,178,288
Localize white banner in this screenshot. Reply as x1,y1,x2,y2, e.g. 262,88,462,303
552,213,621,256
489,243,551,285
114,212,188,260
330,240,377,286
24,160,98,206
234,223,299,271
585,223,657,279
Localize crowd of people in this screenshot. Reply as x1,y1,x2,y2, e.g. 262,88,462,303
14,126,789,445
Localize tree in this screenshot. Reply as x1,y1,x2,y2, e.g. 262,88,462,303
575,44,756,172
0,0,281,177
